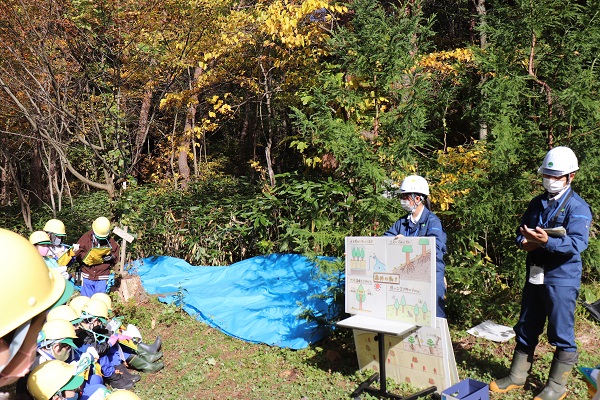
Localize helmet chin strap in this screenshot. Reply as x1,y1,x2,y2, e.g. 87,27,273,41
0,320,32,373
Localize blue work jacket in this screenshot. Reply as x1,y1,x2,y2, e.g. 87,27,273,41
516,187,592,288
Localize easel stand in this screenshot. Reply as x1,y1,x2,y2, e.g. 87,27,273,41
338,316,437,400
351,331,437,400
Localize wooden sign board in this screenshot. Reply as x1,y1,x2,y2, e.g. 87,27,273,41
113,226,135,243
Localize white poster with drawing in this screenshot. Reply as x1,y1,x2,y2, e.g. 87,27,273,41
345,236,436,328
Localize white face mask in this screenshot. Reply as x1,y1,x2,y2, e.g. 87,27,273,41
542,177,566,194
401,196,421,213
400,199,414,212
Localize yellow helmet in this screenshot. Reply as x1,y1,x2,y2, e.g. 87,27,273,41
0,229,66,339
27,360,84,400
92,216,111,238
68,295,90,317
43,219,66,235
47,305,80,323
81,298,109,321
105,390,142,399
39,319,77,342
29,230,52,246
91,292,113,311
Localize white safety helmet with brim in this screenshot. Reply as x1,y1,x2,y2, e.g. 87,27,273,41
400,175,430,196
538,146,579,177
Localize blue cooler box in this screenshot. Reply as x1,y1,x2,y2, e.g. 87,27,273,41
441,378,489,400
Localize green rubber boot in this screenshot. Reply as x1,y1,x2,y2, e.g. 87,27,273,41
490,347,534,393
534,351,578,400
126,354,165,373
135,348,163,363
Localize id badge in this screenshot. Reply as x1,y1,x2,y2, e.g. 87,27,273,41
529,265,545,285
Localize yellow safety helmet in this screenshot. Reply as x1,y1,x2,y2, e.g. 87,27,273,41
105,390,142,399
0,229,66,339
46,305,80,323
27,360,84,400
92,216,111,238
68,295,90,317
29,230,52,246
91,292,113,311
43,219,66,235
39,319,77,342
81,298,109,321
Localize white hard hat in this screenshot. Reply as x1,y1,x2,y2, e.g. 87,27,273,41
538,146,579,176
400,175,430,196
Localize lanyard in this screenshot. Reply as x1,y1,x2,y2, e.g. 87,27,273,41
403,219,423,237
538,188,572,228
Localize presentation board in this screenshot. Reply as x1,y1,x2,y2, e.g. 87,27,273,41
345,236,437,328
342,236,458,393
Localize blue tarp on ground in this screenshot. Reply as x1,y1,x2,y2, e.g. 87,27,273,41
131,254,341,350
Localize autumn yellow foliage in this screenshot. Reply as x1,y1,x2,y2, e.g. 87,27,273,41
415,48,475,78
432,141,488,211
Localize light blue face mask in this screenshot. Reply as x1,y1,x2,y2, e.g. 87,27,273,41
0,320,31,373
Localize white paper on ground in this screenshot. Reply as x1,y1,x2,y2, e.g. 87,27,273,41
466,320,515,342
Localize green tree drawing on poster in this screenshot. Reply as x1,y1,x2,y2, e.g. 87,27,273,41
418,238,429,255
422,302,428,320
413,304,420,322
408,335,416,350
427,338,435,354
356,284,366,310
394,298,400,315
402,245,413,264
401,295,406,312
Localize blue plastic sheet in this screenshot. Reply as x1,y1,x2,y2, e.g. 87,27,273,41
131,254,341,349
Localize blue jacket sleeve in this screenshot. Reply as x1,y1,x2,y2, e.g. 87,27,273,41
384,219,404,237
544,201,592,256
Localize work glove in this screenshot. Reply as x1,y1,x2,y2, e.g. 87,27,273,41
56,266,69,279
108,334,119,346
102,254,113,262
85,346,99,361
109,334,132,346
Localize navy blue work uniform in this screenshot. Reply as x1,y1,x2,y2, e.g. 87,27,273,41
514,187,592,352
384,207,447,318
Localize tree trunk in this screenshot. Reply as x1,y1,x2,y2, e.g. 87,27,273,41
475,0,488,140
30,142,44,207
133,88,153,178
178,67,203,190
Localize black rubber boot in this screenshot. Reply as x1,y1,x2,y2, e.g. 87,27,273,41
104,368,136,390
534,350,579,400
137,335,162,353
490,346,535,393
127,354,165,373
114,363,141,383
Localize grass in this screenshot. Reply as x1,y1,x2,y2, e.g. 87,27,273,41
117,298,600,400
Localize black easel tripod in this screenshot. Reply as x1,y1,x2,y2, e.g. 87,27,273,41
350,331,437,400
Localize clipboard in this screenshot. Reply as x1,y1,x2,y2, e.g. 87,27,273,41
81,247,111,266
57,247,75,266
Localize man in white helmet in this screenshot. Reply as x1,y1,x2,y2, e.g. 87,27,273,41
383,174,448,318
490,146,593,400
75,217,120,297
